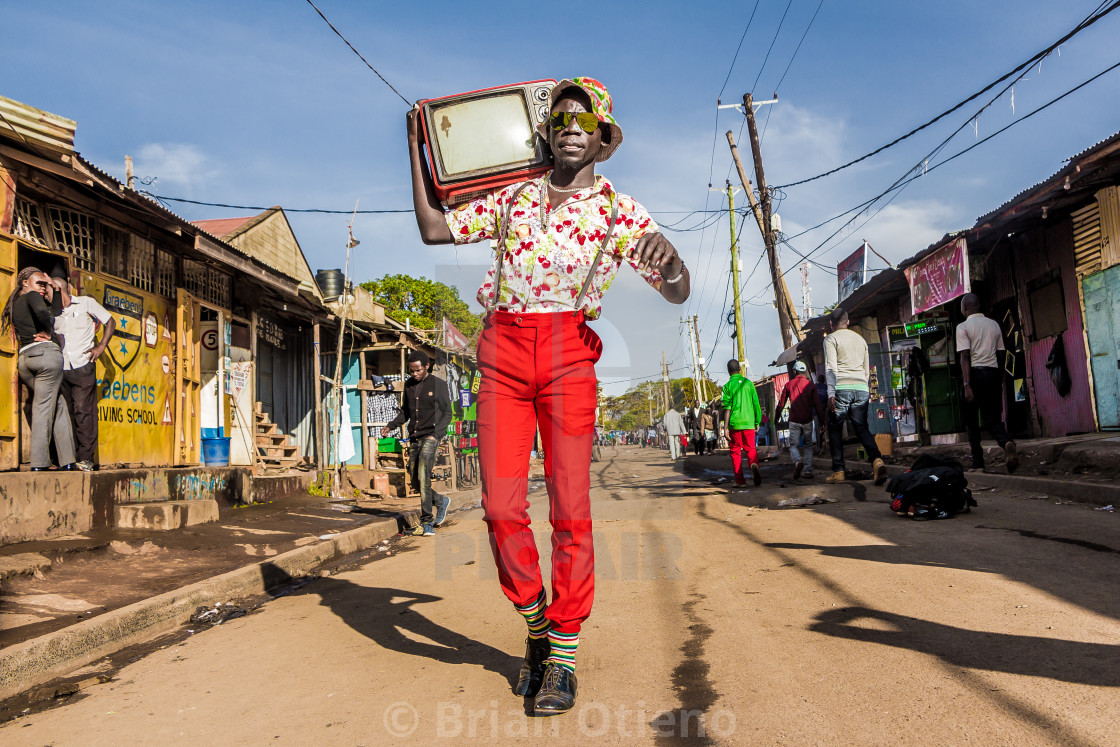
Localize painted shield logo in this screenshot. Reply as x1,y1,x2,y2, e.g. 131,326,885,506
102,285,144,371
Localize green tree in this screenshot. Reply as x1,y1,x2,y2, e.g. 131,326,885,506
599,376,720,430
360,274,482,338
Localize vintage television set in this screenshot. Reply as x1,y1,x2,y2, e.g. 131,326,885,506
418,80,557,207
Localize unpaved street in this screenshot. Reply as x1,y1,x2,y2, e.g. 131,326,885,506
5,446,1119,745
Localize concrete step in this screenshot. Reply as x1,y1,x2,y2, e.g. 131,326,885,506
113,500,219,531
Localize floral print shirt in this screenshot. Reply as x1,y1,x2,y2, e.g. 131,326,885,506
445,173,662,320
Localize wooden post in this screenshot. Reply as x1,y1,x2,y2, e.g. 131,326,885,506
733,105,803,348
312,319,323,469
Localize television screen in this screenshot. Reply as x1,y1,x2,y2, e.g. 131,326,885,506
429,93,537,178
419,80,555,206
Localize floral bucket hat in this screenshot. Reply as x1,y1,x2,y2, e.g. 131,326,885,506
539,76,623,162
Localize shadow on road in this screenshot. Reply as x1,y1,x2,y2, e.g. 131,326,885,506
262,565,520,686
811,606,1120,687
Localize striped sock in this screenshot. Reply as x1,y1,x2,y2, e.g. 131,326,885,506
516,590,550,640
546,629,578,673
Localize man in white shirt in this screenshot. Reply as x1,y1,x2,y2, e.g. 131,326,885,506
824,308,887,485
956,293,1017,473
51,274,115,471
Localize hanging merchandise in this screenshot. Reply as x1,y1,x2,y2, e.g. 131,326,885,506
337,389,356,462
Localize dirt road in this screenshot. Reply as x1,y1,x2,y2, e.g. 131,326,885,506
5,446,1118,745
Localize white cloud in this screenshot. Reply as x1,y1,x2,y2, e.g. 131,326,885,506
133,143,217,196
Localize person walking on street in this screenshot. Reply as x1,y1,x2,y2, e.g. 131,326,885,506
776,360,827,479
407,76,689,714
699,404,714,454
824,309,887,485
383,351,452,536
722,359,762,486
957,293,1018,473
50,273,115,471
662,406,686,460
2,268,77,471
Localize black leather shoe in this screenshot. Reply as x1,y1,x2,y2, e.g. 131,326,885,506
512,636,550,697
534,663,577,714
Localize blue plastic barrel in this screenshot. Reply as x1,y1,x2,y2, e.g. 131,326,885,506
201,437,231,466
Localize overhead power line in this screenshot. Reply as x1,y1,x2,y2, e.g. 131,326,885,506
779,54,1120,274
774,0,1120,190
141,193,731,220
304,0,412,107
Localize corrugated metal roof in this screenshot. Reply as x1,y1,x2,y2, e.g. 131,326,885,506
975,129,1120,226
0,95,75,156
192,216,256,238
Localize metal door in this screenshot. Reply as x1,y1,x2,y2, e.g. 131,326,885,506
1083,265,1120,429
175,289,202,464
0,235,18,469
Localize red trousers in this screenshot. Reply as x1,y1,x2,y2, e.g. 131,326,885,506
477,310,601,636
729,428,757,483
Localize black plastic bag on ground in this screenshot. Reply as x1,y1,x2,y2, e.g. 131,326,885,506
886,454,977,520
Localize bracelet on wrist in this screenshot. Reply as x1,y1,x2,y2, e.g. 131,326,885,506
664,263,686,284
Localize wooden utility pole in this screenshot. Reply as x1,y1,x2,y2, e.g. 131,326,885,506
725,182,747,365
680,318,698,405
691,314,708,403
662,352,672,411
739,94,803,349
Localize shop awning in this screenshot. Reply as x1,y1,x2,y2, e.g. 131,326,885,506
770,341,801,367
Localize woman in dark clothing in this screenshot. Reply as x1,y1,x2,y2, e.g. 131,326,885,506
2,267,76,470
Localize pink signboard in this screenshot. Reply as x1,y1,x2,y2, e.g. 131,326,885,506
906,237,970,315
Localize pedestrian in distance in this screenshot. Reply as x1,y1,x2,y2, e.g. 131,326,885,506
721,359,763,486
662,406,686,460
824,308,887,485
957,293,1018,473
406,76,689,714
50,272,115,472
1,268,77,471
383,350,452,536
776,360,827,479
700,403,714,455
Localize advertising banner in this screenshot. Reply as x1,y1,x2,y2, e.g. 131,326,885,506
837,241,869,302
905,237,970,316
83,274,176,465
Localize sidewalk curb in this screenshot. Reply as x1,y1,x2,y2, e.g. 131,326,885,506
0,488,481,703
848,461,1118,505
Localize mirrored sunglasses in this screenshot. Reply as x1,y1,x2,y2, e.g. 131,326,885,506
548,111,600,134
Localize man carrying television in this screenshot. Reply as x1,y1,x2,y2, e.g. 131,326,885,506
407,77,689,714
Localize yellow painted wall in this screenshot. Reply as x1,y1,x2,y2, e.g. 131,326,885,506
80,272,176,466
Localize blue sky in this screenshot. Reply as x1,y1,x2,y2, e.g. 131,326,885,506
7,1,1120,396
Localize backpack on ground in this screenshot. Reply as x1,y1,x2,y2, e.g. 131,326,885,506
885,454,977,520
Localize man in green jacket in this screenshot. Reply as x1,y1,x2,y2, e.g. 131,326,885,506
721,359,763,486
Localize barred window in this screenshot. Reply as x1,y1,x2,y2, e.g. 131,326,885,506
128,235,154,292
156,249,176,299
100,224,129,278
47,207,96,271
12,198,51,247
183,258,207,299
206,268,231,308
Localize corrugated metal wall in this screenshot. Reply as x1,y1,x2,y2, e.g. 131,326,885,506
1014,223,1096,436
275,328,317,461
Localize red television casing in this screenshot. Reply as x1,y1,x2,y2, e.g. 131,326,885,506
419,80,557,207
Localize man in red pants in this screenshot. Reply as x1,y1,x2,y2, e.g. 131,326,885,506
407,77,689,713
